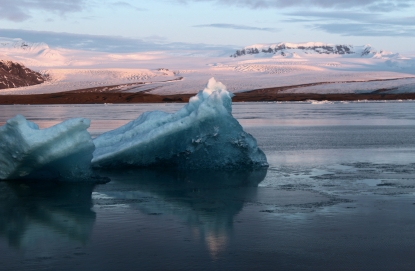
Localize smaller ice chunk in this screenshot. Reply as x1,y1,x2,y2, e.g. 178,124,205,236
92,78,268,169
0,115,95,181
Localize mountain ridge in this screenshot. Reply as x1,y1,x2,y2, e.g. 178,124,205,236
231,42,403,59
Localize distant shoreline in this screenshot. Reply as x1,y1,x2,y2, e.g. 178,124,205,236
1,91,414,104
1,77,415,104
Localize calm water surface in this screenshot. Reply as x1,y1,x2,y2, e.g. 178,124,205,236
1,102,415,270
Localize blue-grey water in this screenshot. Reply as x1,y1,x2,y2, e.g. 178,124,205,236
1,101,415,270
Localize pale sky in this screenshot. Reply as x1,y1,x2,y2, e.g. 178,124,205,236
0,0,414,53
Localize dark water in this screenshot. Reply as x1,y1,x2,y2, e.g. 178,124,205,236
1,102,415,270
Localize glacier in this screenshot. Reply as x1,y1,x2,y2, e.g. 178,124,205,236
0,115,96,181
92,78,268,169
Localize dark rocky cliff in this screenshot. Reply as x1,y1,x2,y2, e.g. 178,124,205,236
0,60,45,90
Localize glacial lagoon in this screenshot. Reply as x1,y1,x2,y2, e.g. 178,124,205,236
1,101,415,270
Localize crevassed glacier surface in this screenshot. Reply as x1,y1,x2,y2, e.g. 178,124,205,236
0,115,95,181
92,78,268,169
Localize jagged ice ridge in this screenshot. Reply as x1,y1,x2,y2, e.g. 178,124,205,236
92,78,268,169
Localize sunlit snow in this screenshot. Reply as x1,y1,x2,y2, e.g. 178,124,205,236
1,38,414,95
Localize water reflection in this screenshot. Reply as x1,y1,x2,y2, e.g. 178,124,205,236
95,168,267,258
0,181,96,249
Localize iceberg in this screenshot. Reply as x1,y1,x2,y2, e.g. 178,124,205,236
0,115,96,181
92,78,268,169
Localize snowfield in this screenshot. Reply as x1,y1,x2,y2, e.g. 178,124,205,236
1,38,414,95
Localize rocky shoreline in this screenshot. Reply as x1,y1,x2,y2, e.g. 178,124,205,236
1,75,414,104
1,90,414,104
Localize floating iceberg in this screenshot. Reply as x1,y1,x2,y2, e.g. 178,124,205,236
0,115,96,181
92,78,268,169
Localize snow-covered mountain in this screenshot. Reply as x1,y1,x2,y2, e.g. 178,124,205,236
0,37,49,54
231,42,404,59
0,37,66,65
1,37,414,95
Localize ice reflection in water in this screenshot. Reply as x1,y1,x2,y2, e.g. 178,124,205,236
93,168,267,257
0,181,96,250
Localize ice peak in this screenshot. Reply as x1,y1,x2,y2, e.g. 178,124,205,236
188,77,233,114
203,77,228,96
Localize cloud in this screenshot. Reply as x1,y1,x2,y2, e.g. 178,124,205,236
313,23,415,36
111,1,146,11
326,24,415,36
0,0,146,22
0,9,30,22
284,10,415,36
0,0,87,22
0,29,235,53
284,11,379,22
0,29,160,52
366,1,413,11
177,0,414,11
194,23,278,32
285,11,415,26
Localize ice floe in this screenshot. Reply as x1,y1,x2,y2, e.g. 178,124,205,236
92,78,268,169
0,115,95,181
